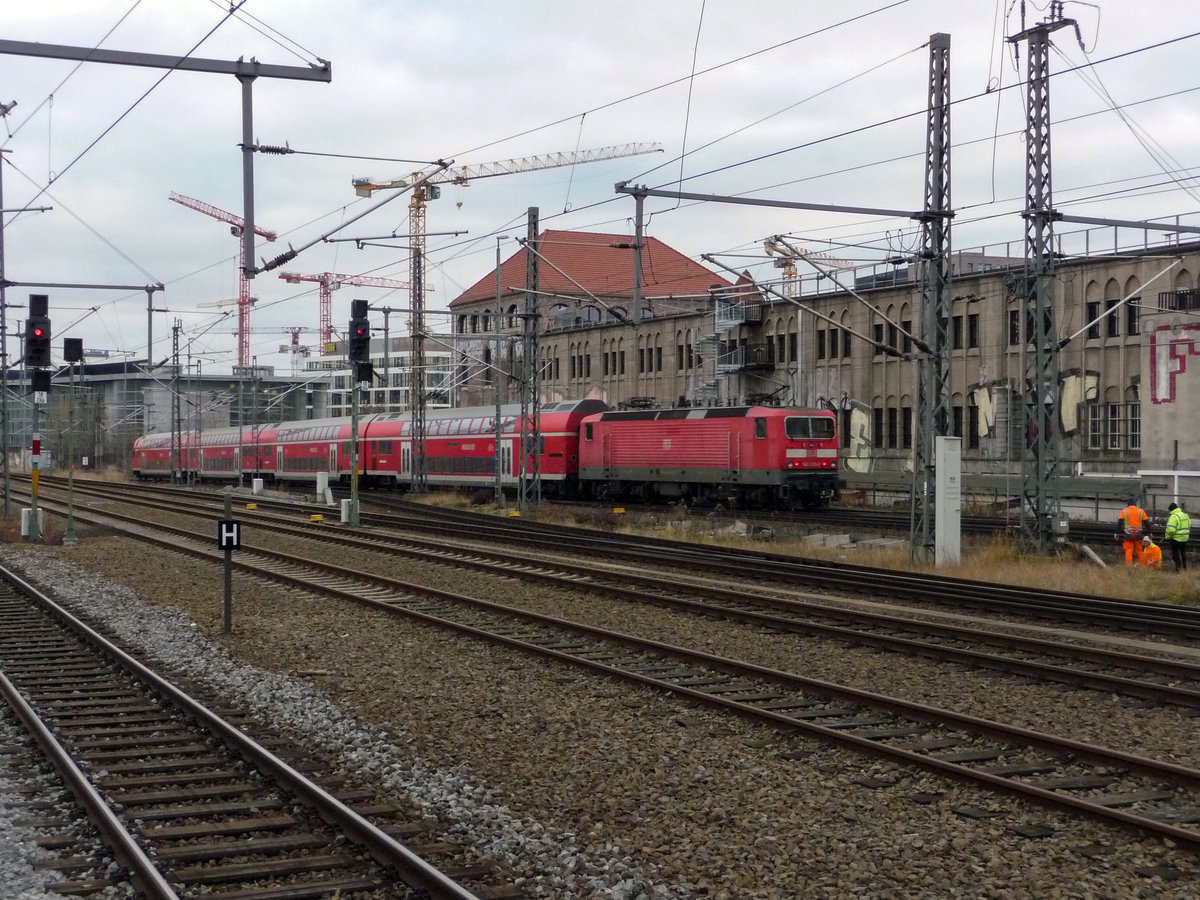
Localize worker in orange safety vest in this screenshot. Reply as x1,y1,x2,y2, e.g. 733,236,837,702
1138,535,1162,569
1118,497,1148,564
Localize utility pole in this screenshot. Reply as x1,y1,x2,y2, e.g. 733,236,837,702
0,130,11,520
910,33,954,563
410,194,428,494
494,236,507,507
518,208,541,514
171,319,182,483
1009,2,1076,550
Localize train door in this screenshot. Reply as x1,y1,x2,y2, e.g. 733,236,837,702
329,444,337,475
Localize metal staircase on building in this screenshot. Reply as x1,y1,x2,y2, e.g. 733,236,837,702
691,298,764,404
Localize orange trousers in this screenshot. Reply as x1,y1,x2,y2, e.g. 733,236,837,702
1123,539,1140,564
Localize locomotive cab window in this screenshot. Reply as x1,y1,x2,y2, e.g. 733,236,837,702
754,417,767,439
785,416,835,440
584,423,593,441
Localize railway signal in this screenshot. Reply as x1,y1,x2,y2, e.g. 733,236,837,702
25,315,51,368
348,298,370,364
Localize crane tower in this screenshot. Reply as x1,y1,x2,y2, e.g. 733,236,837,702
278,271,415,351
351,142,663,494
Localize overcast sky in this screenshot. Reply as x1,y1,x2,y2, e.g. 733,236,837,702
2,0,1197,375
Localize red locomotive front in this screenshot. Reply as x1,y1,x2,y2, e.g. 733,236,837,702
577,405,837,508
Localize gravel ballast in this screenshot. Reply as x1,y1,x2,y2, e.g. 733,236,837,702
2,536,1199,898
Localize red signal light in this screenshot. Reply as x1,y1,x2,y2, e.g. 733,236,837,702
32,327,44,338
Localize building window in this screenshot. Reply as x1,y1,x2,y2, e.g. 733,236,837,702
901,320,912,354
638,348,646,374
873,407,884,448
1105,300,1120,338
655,347,663,372
887,323,898,351
841,408,851,448
952,404,963,439
886,407,897,449
1086,401,1102,449
619,351,625,375
1107,402,1122,450
967,404,980,449
829,329,840,359
677,345,685,371
816,330,827,361
1127,298,1140,336
968,313,980,349
1008,310,1020,346
901,406,912,449
873,323,884,355
1127,402,1140,451
1086,301,1100,339
952,315,964,350
842,329,852,358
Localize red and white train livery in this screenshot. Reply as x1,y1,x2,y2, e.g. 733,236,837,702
132,400,838,507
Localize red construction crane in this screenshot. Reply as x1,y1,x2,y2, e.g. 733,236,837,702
170,191,277,367
278,271,416,352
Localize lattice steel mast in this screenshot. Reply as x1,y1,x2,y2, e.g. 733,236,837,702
910,33,953,562
1009,2,1075,549
518,208,541,513
410,190,429,493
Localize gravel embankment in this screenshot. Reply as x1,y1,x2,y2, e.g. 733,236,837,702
1,534,1198,899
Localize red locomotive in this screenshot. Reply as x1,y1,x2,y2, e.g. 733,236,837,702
132,400,838,508
577,405,837,507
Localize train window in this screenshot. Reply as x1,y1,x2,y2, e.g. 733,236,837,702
754,418,767,439
785,417,810,439
786,416,836,440
811,417,836,439
584,423,593,441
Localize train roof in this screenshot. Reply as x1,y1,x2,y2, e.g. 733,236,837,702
589,405,833,422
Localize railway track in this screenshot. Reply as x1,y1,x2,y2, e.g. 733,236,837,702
44,476,1200,634
0,563,511,899
30,479,1200,706
18,479,1200,850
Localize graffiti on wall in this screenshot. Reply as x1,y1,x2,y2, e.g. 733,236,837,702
1150,323,1200,404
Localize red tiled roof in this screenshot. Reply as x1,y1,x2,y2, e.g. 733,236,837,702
449,229,733,308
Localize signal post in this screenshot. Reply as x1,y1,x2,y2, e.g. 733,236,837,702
23,294,52,542
346,299,371,527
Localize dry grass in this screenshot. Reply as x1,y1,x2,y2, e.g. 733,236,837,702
6,482,1194,607
509,501,1200,607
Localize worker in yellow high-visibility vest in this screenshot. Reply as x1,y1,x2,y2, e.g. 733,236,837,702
1165,502,1191,572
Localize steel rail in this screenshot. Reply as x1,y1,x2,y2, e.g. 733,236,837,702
0,564,483,900
0,664,181,900
14,493,1200,850
32,481,1200,708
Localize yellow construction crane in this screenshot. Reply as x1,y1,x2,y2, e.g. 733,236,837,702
350,142,662,494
